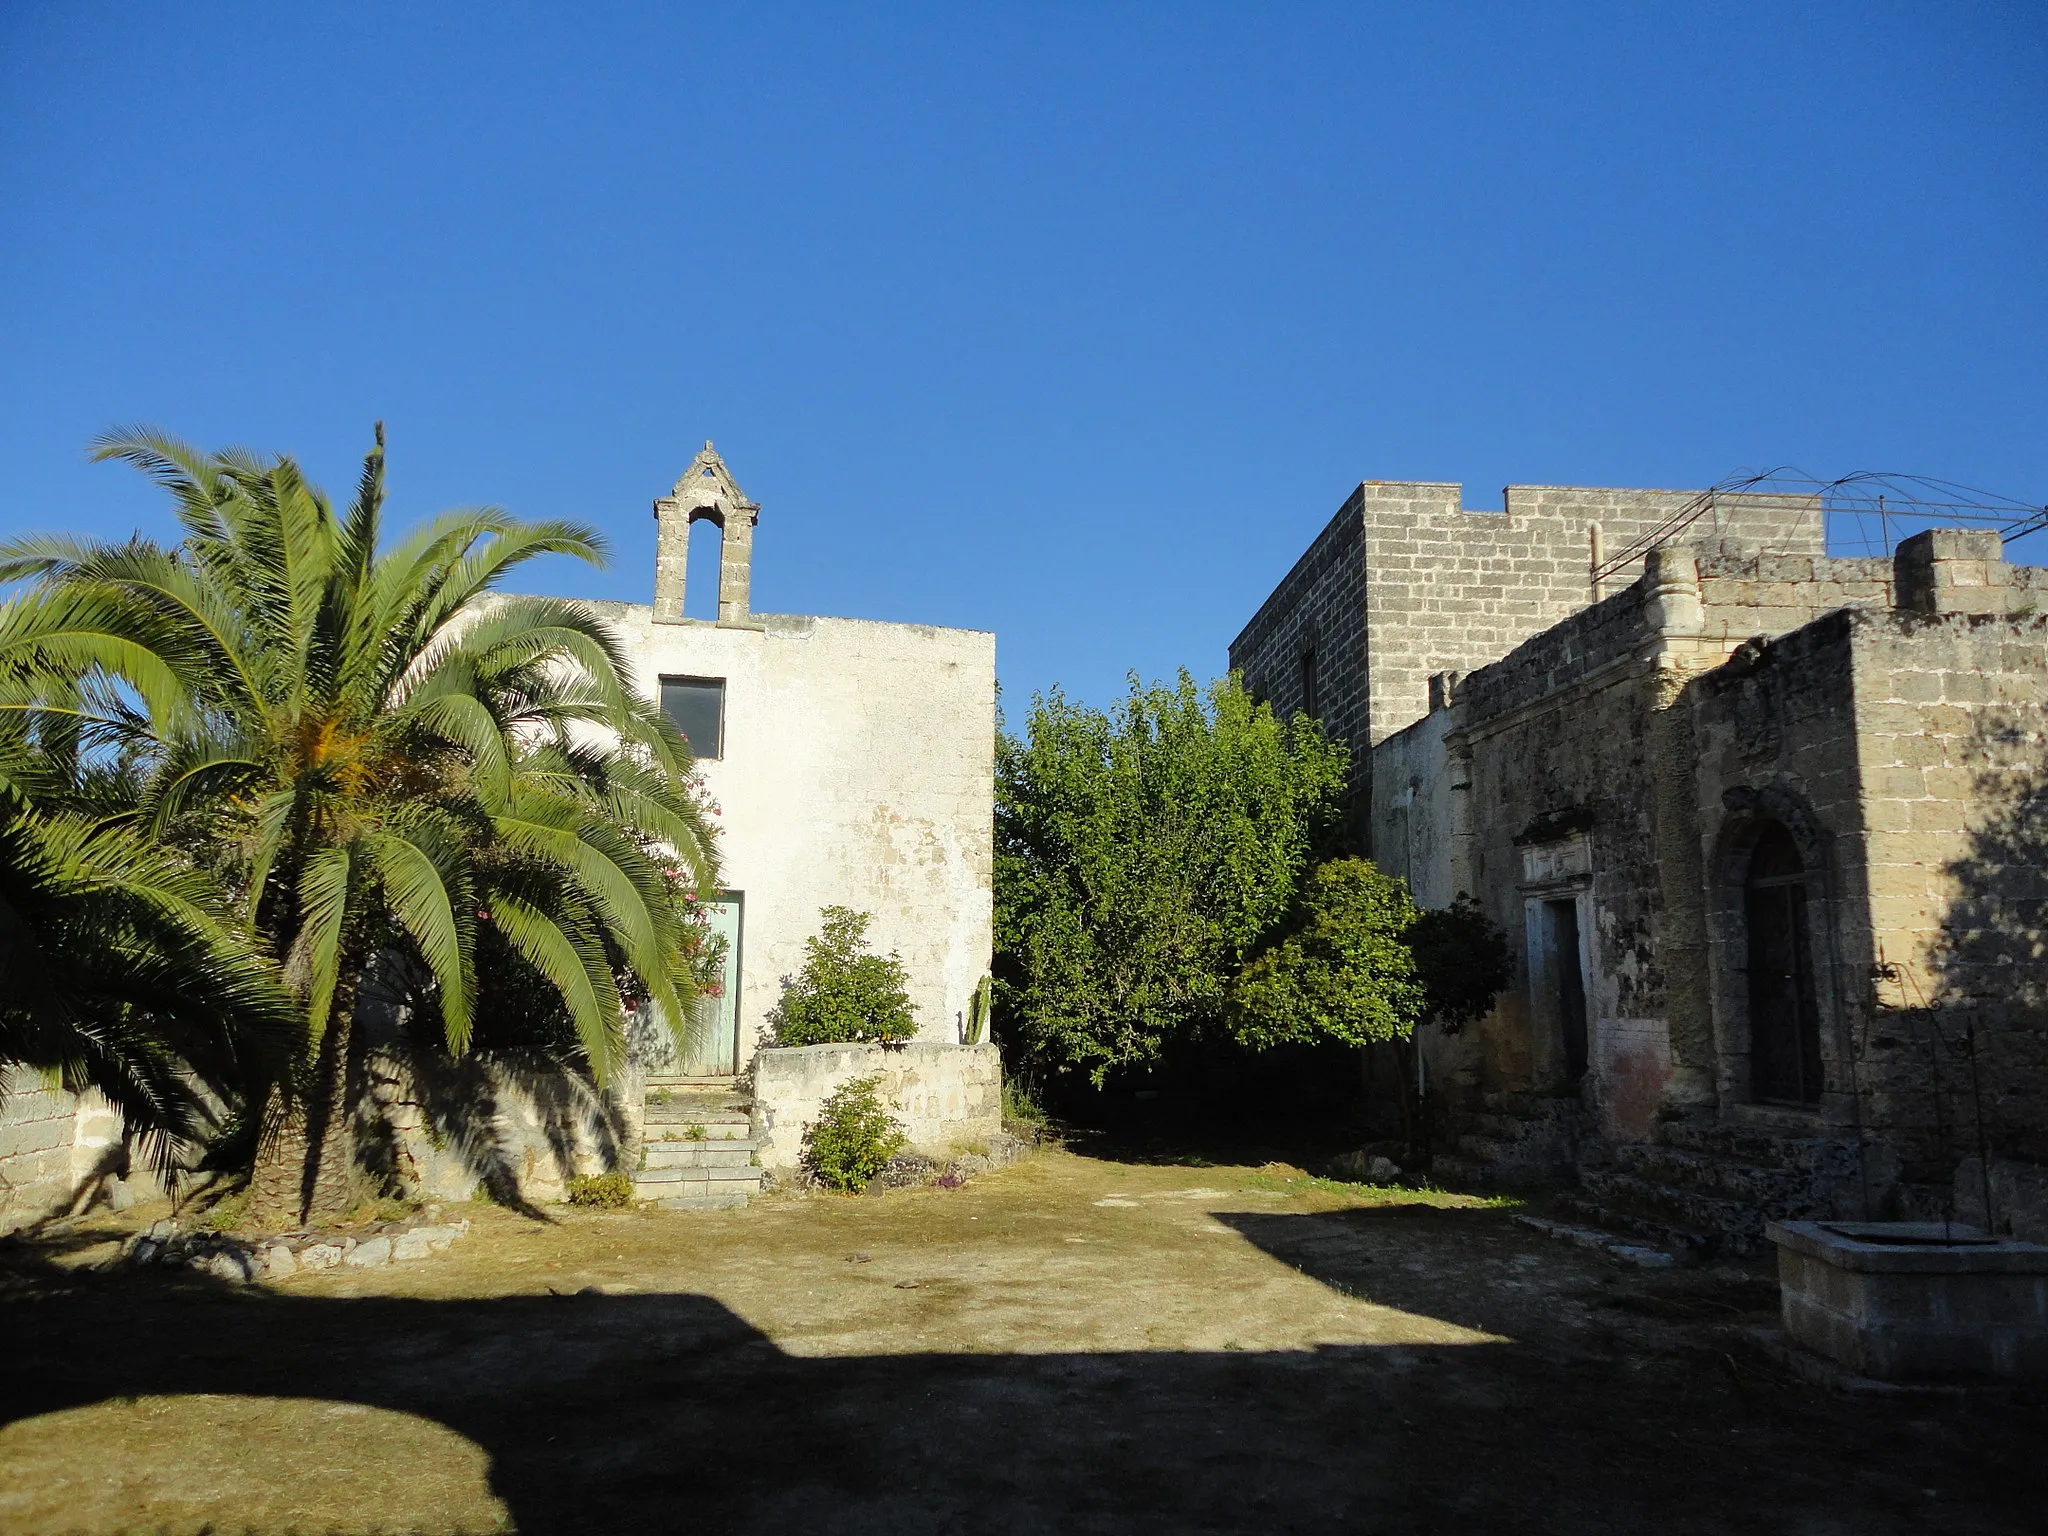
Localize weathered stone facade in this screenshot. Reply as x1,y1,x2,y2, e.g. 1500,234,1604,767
1239,478,2048,1255
1229,480,1823,829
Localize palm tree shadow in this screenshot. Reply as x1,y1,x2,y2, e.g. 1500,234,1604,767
4,1243,2048,1534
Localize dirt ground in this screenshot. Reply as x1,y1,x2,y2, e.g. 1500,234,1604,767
3,1144,2045,1535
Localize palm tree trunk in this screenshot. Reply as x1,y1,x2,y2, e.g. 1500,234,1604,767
301,972,359,1224
247,1087,307,1228
245,971,359,1227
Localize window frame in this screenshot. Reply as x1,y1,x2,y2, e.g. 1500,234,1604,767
658,673,727,762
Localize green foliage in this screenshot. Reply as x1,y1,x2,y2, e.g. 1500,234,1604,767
565,1171,636,1208
772,907,918,1046
0,584,302,1174
0,425,723,1220
964,974,992,1045
994,671,1348,1083
1229,862,1514,1050
1227,859,1429,1048
1408,893,1515,1032
802,1074,906,1193
1000,1080,1050,1132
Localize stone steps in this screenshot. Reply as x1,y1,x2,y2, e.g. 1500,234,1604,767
1551,1192,1717,1260
1658,1118,1863,1176
635,1077,763,1208
1577,1166,1770,1255
1609,1141,1815,1208
643,1106,752,1136
641,1138,762,1170
650,1191,751,1211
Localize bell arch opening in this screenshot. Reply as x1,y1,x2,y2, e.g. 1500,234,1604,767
684,511,725,621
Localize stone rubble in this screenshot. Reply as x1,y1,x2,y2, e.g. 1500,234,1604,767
118,1210,473,1283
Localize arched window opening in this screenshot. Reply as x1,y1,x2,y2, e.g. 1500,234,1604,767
685,515,724,621
1744,822,1823,1105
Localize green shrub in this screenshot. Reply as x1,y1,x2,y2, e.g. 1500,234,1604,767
803,1075,907,1193
772,907,918,1046
565,1172,636,1209
1001,1080,1050,1132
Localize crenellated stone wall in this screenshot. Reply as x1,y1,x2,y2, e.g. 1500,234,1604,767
1230,479,1824,849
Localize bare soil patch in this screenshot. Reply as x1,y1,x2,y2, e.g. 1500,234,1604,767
3,1149,2043,1533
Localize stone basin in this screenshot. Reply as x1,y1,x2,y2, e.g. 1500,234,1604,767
1768,1219,2048,1381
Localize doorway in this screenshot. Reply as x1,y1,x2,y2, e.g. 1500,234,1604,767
679,895,744,1076
1545,898,1588,1084
1744,824,1822,1104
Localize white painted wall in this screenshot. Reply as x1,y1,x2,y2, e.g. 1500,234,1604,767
592,603,996,1068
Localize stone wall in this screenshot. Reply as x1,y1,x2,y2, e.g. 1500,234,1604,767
360,1048,639,1206
1232,480,1823,850
1228,485,1371,768
749,1042,1002,1173
1847,608,2047,1181
0,1070,127,1234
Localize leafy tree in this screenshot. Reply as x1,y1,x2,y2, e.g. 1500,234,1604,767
772,906,917,1046
0,586,300,1177
995,671,1348,1084
1227,859,1430,1048
1408,893,1515,1032
1,426,719,1224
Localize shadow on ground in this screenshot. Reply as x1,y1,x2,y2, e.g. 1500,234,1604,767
4,1240,2046,1536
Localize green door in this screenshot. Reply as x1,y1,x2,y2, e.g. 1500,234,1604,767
679,895,743,1076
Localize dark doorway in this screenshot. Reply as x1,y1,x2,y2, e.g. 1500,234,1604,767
1545,898,1588,1084
1744,823,1824,1105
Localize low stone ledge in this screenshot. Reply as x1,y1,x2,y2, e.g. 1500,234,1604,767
121,1212,473,1283
751,1042,1002,1173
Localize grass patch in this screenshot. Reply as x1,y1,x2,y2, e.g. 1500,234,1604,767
1242,1170,1521,1209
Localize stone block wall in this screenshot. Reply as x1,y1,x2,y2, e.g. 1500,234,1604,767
1227,486,1371,823
1233,481,1824,852
1843,609,2048,1180
1355,483,1822,748
750,1042,1002,1172
0,1070,127,1234
1690,611,1877,1125
360,1048,637,1206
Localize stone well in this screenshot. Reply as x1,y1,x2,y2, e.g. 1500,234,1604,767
1768,1220,2048,1382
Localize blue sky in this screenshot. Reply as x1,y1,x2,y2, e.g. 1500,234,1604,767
3,3,2043,709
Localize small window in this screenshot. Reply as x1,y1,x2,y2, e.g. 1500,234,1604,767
659,676,725,760
1300,648,1319,719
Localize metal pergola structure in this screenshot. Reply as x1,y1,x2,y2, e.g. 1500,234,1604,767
1592,468,2048,589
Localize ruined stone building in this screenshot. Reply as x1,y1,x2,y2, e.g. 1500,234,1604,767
1234,481,2048,1253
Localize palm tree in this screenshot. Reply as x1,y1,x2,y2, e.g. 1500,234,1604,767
1,426,720,1223
0,586,300,1182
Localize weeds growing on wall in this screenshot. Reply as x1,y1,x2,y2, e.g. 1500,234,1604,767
565,1172,636,1208
803,1075,906,1193
772,907,918,1046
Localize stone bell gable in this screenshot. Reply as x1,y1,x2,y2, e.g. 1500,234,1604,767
654,442,760,625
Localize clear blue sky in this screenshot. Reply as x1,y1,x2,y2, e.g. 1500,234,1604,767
3,3,2043,710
